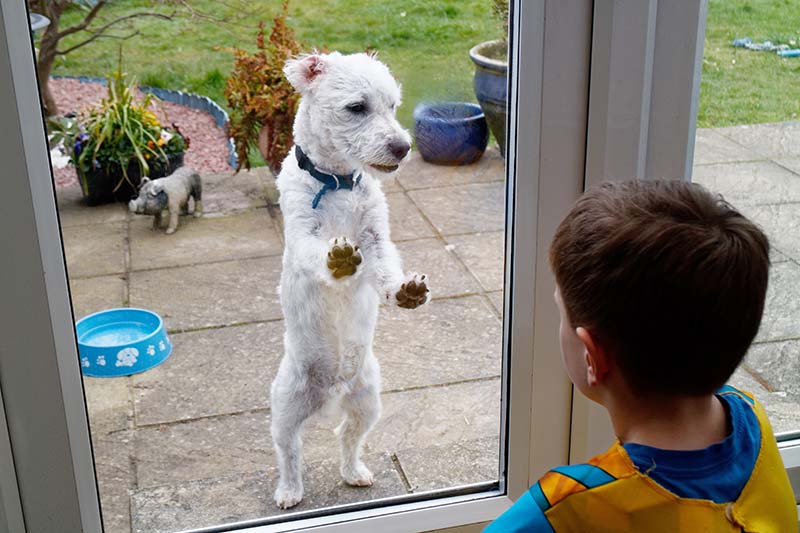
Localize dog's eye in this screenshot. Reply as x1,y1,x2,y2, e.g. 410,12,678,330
346,102,367,114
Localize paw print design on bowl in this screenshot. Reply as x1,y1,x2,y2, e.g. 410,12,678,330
115,347,139,367
76,308,171,377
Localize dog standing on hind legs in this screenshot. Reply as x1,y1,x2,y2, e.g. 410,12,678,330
270,51,431,509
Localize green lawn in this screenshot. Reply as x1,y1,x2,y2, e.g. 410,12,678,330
53,0,503,130
699,0,800,127
50,0,800,132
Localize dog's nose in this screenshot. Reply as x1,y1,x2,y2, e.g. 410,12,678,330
388,140,410,160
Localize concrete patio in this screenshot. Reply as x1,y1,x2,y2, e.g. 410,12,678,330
58,124,800,533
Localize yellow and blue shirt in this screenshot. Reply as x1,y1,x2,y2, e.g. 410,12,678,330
485,386,796,532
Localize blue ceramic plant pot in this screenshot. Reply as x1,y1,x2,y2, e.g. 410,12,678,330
469,39,508,157
413,102,489,166
75,308,171,377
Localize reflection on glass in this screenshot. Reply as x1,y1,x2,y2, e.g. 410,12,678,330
46,1,509,531
694,1,800,439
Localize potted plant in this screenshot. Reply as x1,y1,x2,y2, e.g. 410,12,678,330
49,60,188,205
469,0,508,156
225,1,300,175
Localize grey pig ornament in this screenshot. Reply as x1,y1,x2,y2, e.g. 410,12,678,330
128,167,203,234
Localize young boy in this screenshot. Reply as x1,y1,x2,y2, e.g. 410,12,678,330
485,180,796,532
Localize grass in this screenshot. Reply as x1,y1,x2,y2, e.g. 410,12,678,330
50,0,800,134
699,0,800,127
52,0,503,130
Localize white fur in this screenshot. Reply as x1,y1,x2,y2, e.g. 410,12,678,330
271,52,428,509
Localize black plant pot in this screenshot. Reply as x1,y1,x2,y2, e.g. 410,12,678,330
469,39,508,157
79,152,185,206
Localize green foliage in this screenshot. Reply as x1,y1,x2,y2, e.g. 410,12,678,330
51,54,187,195
51,0,500,135
699,0,800,127
224,2,300,173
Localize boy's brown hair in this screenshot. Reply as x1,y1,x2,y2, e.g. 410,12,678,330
549,179,770,397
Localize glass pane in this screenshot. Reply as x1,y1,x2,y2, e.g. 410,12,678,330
37,0,510,530
694,0,800,437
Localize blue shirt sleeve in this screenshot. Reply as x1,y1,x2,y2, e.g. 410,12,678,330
483,487,555,533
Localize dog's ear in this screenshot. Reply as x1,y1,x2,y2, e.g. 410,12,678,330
284,53,326,93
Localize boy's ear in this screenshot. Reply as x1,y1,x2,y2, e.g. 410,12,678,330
284,53,327,93
576,327,610,387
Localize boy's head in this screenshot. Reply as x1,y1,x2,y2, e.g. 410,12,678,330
550,179,770,399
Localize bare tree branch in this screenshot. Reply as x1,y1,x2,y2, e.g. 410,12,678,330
56,29,143,56
170,0,227,22
55,0,108,39
55,11,173,56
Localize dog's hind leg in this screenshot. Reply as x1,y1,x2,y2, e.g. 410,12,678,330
336,353,381,487
270,360,325,509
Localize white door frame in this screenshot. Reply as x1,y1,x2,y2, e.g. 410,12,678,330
0,0,751,531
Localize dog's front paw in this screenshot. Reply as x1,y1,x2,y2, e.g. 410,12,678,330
394,273,430,309
275,483,304,509
341,461,374,487
327,237,362,279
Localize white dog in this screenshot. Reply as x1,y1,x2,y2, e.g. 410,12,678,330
271,51,430,509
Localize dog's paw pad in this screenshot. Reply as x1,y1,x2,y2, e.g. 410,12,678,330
342,463,374,487
327,237,362,279
274,485,303,509
396,273,429,309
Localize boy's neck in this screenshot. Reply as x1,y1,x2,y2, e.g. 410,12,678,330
607,392,729,451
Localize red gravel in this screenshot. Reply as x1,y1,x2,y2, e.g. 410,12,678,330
50,78,232,188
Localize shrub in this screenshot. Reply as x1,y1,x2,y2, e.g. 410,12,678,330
225,1,301,174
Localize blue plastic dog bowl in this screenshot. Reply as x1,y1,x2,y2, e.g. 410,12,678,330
75,308,171,377
413,101,489,165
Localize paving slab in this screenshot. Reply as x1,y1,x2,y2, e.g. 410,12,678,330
94,430,134,533
756,261,800,343
746,339,800,394
133,321,283,425
375,296,502,391
56,184,128,228
716,121,800,159
722,369,800,432
408,182,505,236
135,411,272,488
487,291,504,317
692,161,800,206
84,376,131,434
727,367,769,397
396,239,481,299
200,168,274,214
739,203,800,263
770,248,790,264
129,208,282,270
774,157,800,177
445,232,505,292
130,452,405,533
386,192,436,241
129,255,282,332
394,436,499,493
367,379,501,454
379,175,402,193
395,148,505,191
755,392,800,435
68,274,126,320
62,222,126,278
692,128,764,166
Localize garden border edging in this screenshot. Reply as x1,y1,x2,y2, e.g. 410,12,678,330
52,75,238,169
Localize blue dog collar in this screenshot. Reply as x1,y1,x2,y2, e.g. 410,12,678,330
295,145,361,209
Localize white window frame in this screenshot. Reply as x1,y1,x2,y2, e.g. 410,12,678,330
7,0,788,532
574,0,800,510
0,0,588,530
